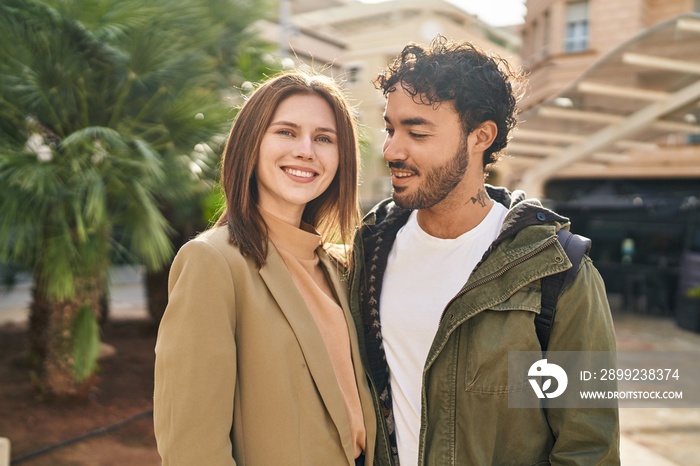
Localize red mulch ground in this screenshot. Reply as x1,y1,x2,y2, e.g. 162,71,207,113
0,319,161,466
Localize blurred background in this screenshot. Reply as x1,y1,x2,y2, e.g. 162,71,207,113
1,0,700,464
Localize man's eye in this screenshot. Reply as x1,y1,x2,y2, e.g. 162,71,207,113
410,133,427,139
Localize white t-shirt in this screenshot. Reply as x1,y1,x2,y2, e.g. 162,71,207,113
380,202,508,465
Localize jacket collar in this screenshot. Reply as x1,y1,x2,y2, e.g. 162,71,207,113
361,185,570,242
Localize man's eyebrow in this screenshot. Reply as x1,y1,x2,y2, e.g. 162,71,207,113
383,115,435,127
270,120,337,133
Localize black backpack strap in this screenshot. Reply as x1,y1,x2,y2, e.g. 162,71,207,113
535,229,592,352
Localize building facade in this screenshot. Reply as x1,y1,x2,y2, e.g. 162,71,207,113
517,0,700,318
522,0,699,109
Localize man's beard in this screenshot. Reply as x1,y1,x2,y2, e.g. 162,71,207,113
390,136,468,210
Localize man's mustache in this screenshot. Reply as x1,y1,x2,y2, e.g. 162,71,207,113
388,161,419,174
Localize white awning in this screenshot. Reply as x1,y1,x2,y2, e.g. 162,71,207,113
505,13,700,197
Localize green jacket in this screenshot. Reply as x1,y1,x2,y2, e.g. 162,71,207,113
349,186,620,466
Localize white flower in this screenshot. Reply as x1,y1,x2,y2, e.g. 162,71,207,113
25,133,53,162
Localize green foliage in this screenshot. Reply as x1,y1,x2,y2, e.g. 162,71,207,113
70,304,101,382
0,0,275,300
202,184,227,227
687,286,700,299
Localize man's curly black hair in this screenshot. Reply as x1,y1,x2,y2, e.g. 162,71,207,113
373,35,526,170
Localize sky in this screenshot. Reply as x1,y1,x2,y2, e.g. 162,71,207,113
447,0,526,27
360,0,527,27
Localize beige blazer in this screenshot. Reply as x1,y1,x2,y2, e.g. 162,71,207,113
154,226,376,466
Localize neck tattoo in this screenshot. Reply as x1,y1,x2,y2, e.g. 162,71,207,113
469,188,489,207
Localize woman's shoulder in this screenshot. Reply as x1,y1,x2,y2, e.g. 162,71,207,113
179,225,247,265
194,224,230,244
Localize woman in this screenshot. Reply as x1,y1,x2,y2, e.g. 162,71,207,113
154,71,375,466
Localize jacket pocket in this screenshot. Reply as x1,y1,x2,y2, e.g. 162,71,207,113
462,293,542,394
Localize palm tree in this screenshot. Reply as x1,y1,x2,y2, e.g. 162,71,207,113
0,0,269,396
135,0,279,323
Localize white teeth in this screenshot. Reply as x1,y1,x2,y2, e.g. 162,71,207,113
395,171,413,178
284,168,315,178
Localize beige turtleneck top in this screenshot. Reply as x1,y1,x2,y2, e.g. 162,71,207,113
261,208,366,458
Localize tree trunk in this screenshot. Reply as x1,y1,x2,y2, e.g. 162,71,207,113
146,266,170,324
29,272,106,398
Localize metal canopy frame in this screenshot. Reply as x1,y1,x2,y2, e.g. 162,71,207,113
508,14,700,198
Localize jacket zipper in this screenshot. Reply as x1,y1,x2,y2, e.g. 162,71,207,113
437,235,560,326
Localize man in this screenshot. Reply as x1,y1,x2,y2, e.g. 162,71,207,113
349,36,619,465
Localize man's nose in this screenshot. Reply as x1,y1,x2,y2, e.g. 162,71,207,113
383,134,406,162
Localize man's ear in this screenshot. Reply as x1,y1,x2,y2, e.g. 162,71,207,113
471,121,498,152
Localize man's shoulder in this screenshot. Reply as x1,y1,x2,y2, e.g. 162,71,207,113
362,198,410,229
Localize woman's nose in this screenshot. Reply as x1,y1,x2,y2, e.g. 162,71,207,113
292,137,314,160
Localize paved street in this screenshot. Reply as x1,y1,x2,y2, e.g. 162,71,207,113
612,312,700,465
1,269,700,465
0,265,149,325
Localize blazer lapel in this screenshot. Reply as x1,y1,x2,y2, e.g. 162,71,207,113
318,250,377,463
259,245,351,458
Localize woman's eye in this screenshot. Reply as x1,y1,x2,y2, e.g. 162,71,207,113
317,135,333,143
277,129,293,136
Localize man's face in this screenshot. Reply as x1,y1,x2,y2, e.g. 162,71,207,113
382,84,469,210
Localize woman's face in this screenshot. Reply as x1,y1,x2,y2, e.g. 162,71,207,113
256,93,340,226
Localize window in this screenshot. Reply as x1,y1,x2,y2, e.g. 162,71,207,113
530,19,538,62
565,1,589,52
346,66,361,84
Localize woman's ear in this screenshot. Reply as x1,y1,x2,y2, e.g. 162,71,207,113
471,121,498,152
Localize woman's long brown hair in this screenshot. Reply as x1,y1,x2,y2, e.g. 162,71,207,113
216,71,361,268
